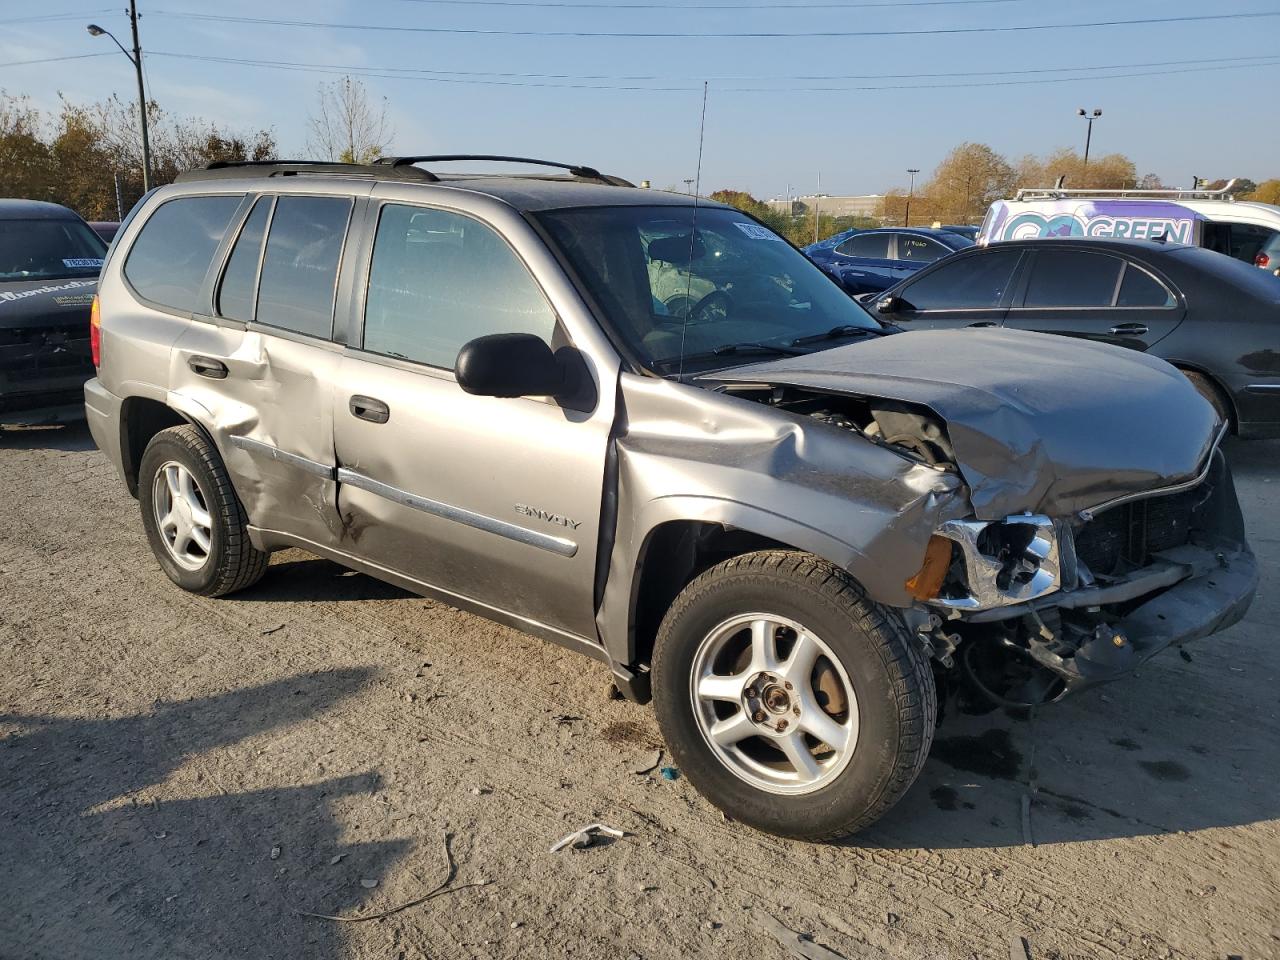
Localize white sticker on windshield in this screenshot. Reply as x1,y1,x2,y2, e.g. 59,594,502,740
63,258,104,268
733,222,783,241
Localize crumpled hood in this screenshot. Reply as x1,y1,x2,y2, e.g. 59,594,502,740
0,278,98,330
708,328,1221,520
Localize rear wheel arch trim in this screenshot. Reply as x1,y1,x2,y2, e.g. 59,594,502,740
1169,362,1238,432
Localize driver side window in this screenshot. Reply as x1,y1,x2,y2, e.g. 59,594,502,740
362,204,557,370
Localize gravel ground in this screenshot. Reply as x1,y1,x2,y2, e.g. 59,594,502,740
1,423,1276,960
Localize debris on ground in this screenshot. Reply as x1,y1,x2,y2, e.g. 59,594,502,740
627,750,662,775
549,823,626,853
469,785,492,796
1010,933,1031,960
261,624,286,635
753,909,847,960
270,845,281,861
292,833,493,923
659,766,679,781
329,854,345,865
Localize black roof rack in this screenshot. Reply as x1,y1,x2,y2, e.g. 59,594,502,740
175,156,633,187
175,160,437,183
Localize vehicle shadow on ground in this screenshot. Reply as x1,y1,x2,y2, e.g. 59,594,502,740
0,668,413,959
232,555,414,603
0,420,95,452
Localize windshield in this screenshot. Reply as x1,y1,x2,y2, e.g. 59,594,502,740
0,218,107,282
537,205,881,372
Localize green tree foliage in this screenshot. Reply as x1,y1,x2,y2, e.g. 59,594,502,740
0,89,276,220
709,189,873,246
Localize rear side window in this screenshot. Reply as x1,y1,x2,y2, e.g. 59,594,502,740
363,203,556,369
898,250,1022,310
255,196,353,338
897,235,949,263
124,195,243,313
1116,263,1175,307
1023,250,1123,307
834,233,890,258
216,197,271,323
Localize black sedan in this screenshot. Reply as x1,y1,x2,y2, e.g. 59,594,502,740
868,238,1280,438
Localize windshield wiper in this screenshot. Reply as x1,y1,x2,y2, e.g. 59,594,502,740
711,340,807,357
790,324,887,347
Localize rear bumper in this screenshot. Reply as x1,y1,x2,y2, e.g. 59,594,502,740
83,377,126,483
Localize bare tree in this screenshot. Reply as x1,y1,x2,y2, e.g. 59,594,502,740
306,76,393,163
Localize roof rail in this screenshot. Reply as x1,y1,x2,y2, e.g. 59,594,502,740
374,154,634,187
1014,178,1239,203
175,160,438,183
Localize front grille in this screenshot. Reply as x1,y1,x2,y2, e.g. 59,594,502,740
0,322,92,379
1074,485,1203,577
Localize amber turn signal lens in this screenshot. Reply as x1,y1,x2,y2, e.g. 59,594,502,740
905,534,953,601
89,294,102,368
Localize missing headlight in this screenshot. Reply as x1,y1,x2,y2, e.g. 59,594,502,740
929,515,1060,610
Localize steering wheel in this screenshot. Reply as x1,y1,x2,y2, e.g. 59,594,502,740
684,289,732,326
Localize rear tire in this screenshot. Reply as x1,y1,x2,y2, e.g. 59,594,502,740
138,425,269,597
651,550,935,841
1182,370,1232,431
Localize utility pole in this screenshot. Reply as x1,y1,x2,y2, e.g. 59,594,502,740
87,1,152,191
113,172,124,220
1077,107,1102,169
813,171,821,245
904,168,920,226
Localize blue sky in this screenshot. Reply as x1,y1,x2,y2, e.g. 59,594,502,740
3,0,1279,198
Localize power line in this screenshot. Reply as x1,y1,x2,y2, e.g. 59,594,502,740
0,52,116,69
8,11,115,25
146,51,1280,84
146,9,1280,39
146,49,1280,92
390,0,1031,7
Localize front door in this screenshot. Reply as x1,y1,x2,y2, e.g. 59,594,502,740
1001,248,1186,351
886,247,1025,332
330,200,615,641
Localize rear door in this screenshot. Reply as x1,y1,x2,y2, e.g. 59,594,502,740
1001,248,1185,351
885,247,1025,331
328,195,617,641
169,188,361,546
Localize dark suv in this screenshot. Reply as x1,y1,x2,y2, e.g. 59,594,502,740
1,199,106,424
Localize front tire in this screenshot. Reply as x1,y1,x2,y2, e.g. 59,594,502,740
651,551,935,840
138,425,269,597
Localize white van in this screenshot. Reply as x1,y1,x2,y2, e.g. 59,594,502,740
978,181,1280,269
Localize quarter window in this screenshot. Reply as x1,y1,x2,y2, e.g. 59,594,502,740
363,204,556,369
898,250,1022,310
1116,263,1175,308
255,196,353,338
1023,251,1123,307
216,197,271,323
834,233,890,258
124,195,244,313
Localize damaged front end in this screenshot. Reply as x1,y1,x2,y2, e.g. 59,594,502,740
710,330,1258,707
0,279,98,425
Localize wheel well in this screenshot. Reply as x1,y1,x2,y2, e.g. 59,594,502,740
629,522,791,674
1173,364,1238,434
120,397,188,497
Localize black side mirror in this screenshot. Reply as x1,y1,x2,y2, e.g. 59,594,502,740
456,333,565,399
876,295,901,315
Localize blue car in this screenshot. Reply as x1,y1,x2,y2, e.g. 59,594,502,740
804,227,974,295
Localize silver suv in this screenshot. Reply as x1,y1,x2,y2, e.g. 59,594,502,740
86,156,1256,840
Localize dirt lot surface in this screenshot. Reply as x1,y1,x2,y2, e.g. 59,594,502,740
1,424,1277,960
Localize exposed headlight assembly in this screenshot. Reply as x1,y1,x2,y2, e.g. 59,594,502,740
908,515,1061,610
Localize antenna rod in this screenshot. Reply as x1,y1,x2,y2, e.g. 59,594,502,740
677,81,709,383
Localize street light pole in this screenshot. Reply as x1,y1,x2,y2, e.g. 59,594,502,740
904,167,920,226
1077,107,1102,169
88,2,152,192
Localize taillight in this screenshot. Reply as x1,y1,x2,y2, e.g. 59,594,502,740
90,294,101,367
1257,252,1272,270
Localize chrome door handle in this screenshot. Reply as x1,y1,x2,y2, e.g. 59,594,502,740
1109,323,1149,336
349,395,390,424
187,355,228,379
